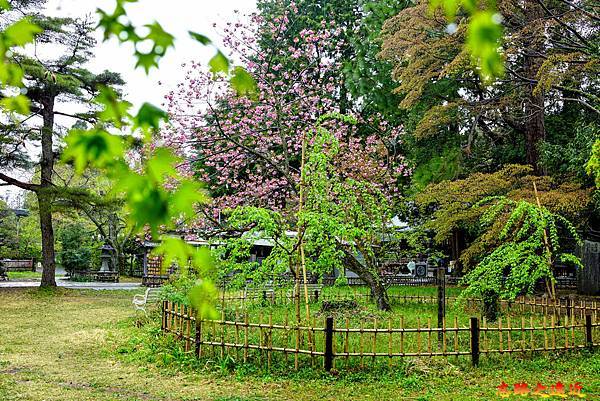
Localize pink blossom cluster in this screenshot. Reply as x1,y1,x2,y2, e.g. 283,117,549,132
160,3,410,231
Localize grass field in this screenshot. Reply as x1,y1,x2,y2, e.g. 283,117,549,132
0,288,599,400
6,271,44,280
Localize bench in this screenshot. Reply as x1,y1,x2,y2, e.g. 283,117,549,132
1,259,35,272
133,287,162,313
0,262,7,281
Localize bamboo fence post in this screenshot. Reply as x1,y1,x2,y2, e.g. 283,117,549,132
244,313,249,363
442,317,446,354
173,303,178,335
482,317,488,353
543,315,548,351
196,314,203,358
551,315,556,349
332,319,336,371
312,317,316,368
345,317,350,368
359,320,364,368
529,316,534,352
211,319,216,357
221,308,226,359
165,301,169,332
235,311,240,361
258,312,264,364
521,316,525,352
586,315,593,348
520,297,524,313
161,300,166,332
324,316,334,371
372,318,378,365
180,304,185,338
564,313,569,349
416,317,421,356
284,310,289,365
388,318,393,367
400,316,404,356
171,301,176,333
453,316,458,355
268,313,273,370
470,317,480,367
164,301,169,332
295,314,300,370
499,317,503,353
185,306,191,352
507,316,512,354
571,312,575,347
542,298,548,316
427,317,432,356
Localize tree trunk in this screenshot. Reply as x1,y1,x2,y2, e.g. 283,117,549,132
38,190,56,287
342,250,391,311
39,96,57,287
523,0,546,174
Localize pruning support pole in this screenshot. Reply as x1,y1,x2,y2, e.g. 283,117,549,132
298,132,312,345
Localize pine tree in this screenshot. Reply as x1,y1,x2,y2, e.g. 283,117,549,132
0,0,124,286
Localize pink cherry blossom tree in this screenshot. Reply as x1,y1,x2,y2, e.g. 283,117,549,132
162,4,409,222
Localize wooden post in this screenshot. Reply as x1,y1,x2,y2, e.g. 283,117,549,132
566,297,572,318
470,317,480,367
586,314,593,348
437,265,446,346
324,316,334,371
161,300,167,332
195,316,202,357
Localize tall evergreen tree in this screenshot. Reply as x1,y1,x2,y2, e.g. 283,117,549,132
380,0,599,183
0,0,123,286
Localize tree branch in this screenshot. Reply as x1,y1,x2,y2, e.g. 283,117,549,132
0,172,39,191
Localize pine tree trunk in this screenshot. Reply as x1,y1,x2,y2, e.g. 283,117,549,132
38,190,56,287
523,0,546,174
39,96,57,287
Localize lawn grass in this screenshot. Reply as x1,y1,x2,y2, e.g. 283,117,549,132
0,288,598,401
6,271,44,280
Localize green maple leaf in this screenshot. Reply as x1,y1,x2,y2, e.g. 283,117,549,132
189,31,211,45
3,19,42,46
209,50,230,75
0,94,30,115
134,51,159,74
145,22,175,55
96,85,132,127
63,129,124,173
134,102,169,135
230,66,257,97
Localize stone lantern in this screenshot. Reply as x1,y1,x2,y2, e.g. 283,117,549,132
99,243,114,272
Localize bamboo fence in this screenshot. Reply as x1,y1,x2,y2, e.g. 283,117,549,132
161,296,600,371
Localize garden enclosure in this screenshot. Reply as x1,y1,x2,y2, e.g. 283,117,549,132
161,292,600,371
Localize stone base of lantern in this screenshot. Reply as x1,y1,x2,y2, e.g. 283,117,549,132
93,271,120,283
